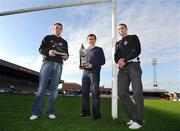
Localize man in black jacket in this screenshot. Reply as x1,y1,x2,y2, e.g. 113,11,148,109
30,22,69,120
80,34,105,119
114,23,144,129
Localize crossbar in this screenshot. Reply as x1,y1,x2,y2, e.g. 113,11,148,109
0,0,111,16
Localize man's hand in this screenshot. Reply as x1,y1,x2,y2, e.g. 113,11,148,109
62,53,69,61
118,58,126,68
84,63,92,69
49,50,56,57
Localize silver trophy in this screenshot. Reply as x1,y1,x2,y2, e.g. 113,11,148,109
79,44,87,68
52,42,66,56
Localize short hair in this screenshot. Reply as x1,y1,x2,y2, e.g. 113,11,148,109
54,22,63,28
87,34,97,40
118,23,127,29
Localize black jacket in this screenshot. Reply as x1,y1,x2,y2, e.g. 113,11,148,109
39,35,69,64
114,35,141,63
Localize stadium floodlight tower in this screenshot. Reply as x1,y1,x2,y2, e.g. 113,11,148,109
152,58,158,89
0,0,118,119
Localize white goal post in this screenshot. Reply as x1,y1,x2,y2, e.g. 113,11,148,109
0,0,118,119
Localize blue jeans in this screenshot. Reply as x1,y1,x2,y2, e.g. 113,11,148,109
81,70,101,117
32,60,62,115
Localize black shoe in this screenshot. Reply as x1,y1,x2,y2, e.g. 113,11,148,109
79,113,90,117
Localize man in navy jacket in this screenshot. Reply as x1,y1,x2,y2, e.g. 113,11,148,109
80,34,105,119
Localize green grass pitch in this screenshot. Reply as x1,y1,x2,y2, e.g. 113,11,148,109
0,94,180,131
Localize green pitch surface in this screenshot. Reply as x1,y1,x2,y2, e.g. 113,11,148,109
0,94,180,131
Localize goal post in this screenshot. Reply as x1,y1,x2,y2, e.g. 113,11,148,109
111,0,118,119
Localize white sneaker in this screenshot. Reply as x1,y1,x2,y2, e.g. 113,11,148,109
129,122,142,129
48,114,56,119
126,120,133,125
29,115,38,120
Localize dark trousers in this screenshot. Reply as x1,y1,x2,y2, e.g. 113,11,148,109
118,63,144,125
81,70,101,117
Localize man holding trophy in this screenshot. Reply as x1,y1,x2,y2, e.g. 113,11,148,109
79,34,105,119
30,22,69,120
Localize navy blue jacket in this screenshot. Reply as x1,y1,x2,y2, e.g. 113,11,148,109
85,46,105,71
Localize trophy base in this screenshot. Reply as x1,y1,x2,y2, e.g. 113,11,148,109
79,65,86,69
54,51,66,56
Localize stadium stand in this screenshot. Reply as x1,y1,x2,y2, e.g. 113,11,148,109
0,59,39,94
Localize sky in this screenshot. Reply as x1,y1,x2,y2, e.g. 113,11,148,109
0,0,180,93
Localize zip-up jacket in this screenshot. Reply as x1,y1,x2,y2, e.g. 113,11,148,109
114,35,141,64
39,35,69,64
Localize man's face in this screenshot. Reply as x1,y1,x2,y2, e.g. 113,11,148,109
118,25,128,37
87,36,96,45
53,25,63,36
